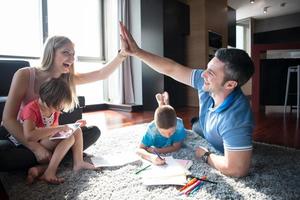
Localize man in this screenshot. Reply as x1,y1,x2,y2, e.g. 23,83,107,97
120,23,254,177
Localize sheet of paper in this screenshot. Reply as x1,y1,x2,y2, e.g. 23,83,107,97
91,153,140,167
141,156,187,178
139,156,189,186
176,159,193,170
49,123,81,140
143,174,187,186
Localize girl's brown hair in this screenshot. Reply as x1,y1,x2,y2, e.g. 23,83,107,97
39,77,73,112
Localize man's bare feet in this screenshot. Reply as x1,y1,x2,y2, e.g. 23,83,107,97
26,165,47,185
162,91,169,105
73,161,95,172
39,173,65,185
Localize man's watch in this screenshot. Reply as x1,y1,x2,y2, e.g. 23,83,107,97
202,151,211,163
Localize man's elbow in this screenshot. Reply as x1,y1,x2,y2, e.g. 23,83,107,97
222,165,250,178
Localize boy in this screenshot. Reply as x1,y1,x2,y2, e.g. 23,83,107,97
137,92,186,165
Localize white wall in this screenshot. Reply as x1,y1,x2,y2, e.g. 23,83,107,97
129,0,143,105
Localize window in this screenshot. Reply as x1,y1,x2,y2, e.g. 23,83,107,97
236,23,251,55
0,0,121,105
236,25,244,50
0,0,104,61
48,0,104,61
0,0,42,58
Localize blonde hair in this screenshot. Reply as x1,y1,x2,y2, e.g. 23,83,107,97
38,36,77,110
154,105,177,129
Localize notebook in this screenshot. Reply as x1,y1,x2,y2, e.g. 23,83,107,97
49,123,81,140
176,159,193,170
139,156,192,186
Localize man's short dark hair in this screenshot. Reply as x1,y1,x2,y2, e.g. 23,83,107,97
154,105,177,129
215,48,254,87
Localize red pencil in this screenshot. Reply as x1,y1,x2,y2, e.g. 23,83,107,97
179,178,197,192
183,180,202,195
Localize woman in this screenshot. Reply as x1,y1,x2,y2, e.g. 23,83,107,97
0,35,128,171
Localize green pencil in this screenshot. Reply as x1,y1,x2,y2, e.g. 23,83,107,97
135,164,151,174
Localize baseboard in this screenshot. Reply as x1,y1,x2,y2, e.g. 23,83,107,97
108,104,143,112
83,103,143,113
83,104,108,112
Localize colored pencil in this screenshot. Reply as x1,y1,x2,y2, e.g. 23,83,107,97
188,175,218,184
135,164,151,174
179,177,197,192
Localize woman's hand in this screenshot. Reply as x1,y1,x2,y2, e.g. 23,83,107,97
32,146,52,164
75,119,87,127
119,21,141,56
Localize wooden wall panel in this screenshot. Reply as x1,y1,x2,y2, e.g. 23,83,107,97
184,0,228,107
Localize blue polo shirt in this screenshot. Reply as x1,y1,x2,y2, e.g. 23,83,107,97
191,69,254,153
141,118,186,148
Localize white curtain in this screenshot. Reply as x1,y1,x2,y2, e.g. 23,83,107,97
118,0,135,104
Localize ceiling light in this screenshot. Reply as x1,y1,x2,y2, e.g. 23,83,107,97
250,0,255,4
263,7,268,14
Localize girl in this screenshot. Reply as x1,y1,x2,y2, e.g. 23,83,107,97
20,78,94,184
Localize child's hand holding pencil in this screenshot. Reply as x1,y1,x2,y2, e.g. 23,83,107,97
152,149,166,165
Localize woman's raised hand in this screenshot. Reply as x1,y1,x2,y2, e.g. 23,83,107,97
119,21,141,56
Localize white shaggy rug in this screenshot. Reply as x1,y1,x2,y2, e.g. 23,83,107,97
1,123,300,200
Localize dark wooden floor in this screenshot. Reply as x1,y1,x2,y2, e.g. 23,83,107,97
1,107,299,199
83,107,300,149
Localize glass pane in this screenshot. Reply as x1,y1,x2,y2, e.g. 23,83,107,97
105,0,121,103
48,0,101,58
0,0,43,57
75,62,104,104
236,25,244,50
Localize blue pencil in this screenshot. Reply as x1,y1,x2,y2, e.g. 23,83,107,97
189,182,205,196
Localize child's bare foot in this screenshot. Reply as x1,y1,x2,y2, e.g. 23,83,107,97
156,93,164,106
39,173,64,185
26,165,47,185
162,91,169,105
73,161,95,172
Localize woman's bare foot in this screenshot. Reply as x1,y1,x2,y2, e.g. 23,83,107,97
162,91,169,105
39,173,65,185
73,161,95,172
26,165,47,185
